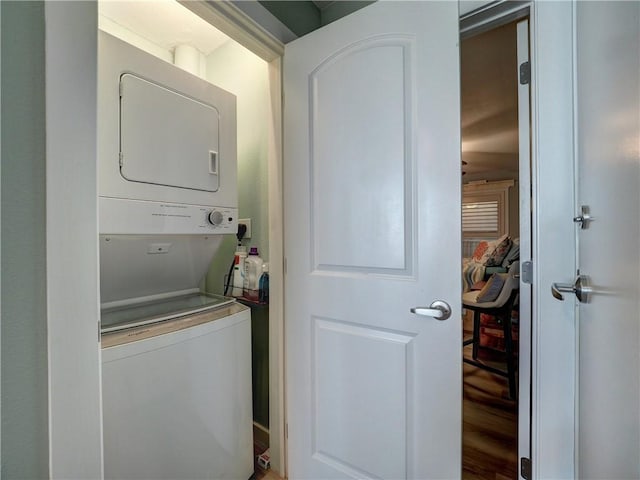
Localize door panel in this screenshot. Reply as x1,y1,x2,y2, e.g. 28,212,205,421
284,2,461,478
575,2,640,478
313,318,413,478
310,36,412,273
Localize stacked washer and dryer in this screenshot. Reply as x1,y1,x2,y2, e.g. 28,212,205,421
98,32,253,479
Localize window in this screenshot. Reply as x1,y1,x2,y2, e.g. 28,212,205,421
462,180,514,239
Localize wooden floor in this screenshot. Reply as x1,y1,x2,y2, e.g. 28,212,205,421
255,467,282,480
463,343,519,479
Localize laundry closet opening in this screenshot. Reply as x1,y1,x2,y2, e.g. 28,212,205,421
97,1,277,477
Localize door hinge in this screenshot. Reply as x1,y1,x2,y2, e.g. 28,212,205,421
520,457,531,480
521,260,533,285
520,61,530,85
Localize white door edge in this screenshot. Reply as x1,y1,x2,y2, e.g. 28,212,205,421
516,17,532,479
530,2,577,478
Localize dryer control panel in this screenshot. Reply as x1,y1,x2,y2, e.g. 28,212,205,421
100,197,238,235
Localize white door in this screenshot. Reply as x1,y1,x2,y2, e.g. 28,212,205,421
284,2,461,479
572,2,640,478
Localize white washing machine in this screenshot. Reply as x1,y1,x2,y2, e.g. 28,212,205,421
101,298,252,480
98,31,253,479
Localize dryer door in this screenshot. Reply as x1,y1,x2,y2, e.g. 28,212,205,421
120,73,220,192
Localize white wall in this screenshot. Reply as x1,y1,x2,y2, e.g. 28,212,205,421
98,14,173,64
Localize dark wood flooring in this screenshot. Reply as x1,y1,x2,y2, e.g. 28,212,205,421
463,336,519,479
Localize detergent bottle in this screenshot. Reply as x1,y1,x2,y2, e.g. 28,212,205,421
231,246,247,297
243,247,262,302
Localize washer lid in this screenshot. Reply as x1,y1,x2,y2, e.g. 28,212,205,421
101,292,235,333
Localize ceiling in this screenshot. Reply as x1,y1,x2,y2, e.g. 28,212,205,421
99,0,229,55
461,21,520,181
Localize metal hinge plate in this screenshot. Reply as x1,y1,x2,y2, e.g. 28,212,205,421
520,61,530,85
521,261,533,285
521,457,531,480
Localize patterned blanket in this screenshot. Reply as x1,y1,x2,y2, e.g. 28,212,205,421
462,259,486,293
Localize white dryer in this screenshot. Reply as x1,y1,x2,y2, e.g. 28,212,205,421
98,31,252,480
99,31,238,235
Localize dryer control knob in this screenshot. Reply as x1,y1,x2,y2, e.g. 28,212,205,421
208,210,224,226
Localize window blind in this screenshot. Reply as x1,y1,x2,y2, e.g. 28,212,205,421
462,200,499,232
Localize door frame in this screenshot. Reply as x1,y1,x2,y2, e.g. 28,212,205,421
463,2,578,477
43,1,577,478
461,5,533,478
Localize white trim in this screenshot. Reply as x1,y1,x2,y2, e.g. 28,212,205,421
530,2,577,478
45,2,103,477
267,56,286,477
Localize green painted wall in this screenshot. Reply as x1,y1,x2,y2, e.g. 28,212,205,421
258,1,374,37
321,1,374,26
204,41,271,294
259,1,321,37
1,2,49,477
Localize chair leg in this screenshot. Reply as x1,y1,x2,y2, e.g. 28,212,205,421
472,310,481,360
502,312,517,400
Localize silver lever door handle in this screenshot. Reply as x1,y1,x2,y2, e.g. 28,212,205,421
410,300,451,321
551,274,592,303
